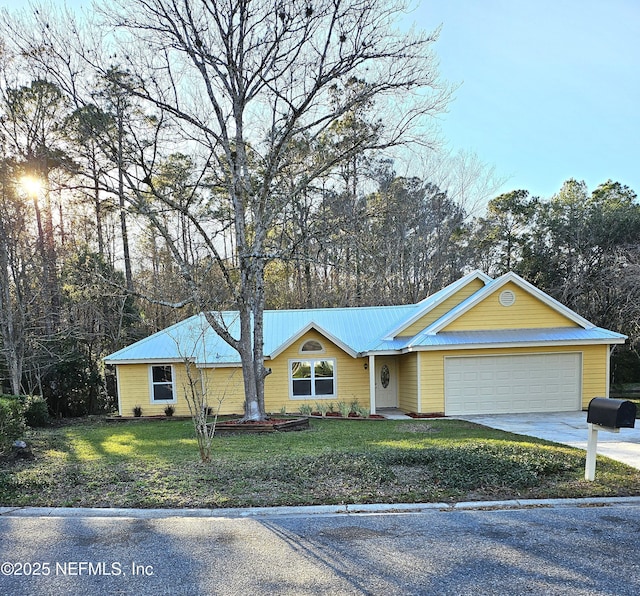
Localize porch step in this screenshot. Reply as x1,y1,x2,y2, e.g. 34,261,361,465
378,408,412,420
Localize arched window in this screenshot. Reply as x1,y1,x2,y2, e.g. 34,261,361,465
301,339,323,353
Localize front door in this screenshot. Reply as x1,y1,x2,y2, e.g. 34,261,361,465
375,358,398,408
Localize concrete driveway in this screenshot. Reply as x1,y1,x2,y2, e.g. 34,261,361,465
457,411,640,470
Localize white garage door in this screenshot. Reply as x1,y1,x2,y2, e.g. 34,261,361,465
445,353,581,415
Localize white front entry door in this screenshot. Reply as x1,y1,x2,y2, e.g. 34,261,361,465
375,358,398,408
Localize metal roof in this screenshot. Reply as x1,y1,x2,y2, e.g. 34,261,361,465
104,272,628,365
105,305,418,365
407,326,627,350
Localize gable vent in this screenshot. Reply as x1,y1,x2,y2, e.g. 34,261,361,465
499,290,516,307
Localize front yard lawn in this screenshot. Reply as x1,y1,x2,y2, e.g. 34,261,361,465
1,418,639,508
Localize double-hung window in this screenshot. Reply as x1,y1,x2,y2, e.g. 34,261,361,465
290,359,335,398
150,365,176,403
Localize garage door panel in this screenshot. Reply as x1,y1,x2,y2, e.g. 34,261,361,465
445,353,581,415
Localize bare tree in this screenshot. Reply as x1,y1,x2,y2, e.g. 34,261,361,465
101,0,451,421
4,0,451,420
0,159,28,394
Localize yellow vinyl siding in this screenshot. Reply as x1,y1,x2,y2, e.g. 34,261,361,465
199,367,246,415
399,278,485,337
116,363,202,417
398,353,419,413
581,344,609,406
420,352,446,414
417,344,609,414
116,364,150,416
445,282,579,331
264,329,370,413
116,330,371,418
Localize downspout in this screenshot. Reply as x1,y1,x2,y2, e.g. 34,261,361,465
115,366,122,417
417,352,422,413
369,355,376,414
607,345,617,398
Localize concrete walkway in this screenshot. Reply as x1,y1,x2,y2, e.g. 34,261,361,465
377,408,412,420
457,411,640,470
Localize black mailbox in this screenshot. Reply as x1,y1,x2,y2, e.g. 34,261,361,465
587,397,636,429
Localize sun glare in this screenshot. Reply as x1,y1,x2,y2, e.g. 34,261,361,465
21,175,43,196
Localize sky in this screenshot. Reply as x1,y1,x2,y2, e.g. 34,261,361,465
1,0,638,200
412,0,640,198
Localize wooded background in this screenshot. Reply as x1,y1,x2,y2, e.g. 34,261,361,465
1,3,638,417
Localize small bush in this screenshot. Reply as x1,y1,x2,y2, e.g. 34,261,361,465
337,401,350,417
357,405,371,418
0,397,26,451
315,402,328,416
164,405,175,417
299,404,313,416
23,395,49,427
133,405,143,417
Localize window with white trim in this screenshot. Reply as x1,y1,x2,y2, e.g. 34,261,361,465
290,359,335,398
150,365,176,403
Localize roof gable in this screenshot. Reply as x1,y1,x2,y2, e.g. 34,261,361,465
383,270,492,340
268,321,359,359
424,272,594,335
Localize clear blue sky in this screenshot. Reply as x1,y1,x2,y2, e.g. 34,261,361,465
413,0,640,198
2,0,638,199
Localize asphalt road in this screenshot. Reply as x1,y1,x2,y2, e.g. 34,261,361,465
1,501,639,596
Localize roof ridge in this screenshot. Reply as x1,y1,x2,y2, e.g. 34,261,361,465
264,303,415,315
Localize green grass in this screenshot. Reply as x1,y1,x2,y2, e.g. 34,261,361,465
1,417,639,508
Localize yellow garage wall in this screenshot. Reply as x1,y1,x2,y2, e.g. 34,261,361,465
399,278,486,337
445,282,580,331
264,329,371,413
417,344,610,413
397,352,419,413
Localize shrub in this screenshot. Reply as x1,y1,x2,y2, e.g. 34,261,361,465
133,405,143,417
337,401,350,417
164,405,175,417
23,395,49,427
0,396,26,451
357,405,371,418
315,402,328,416
299,404,313,416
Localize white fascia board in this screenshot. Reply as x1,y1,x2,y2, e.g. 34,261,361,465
268,321,359,359
382,270,492,340
103,357,188,365
197,361,242,368
426,271,596,335
360,349,403,357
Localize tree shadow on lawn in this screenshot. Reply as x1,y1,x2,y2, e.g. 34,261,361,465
2,418,640,508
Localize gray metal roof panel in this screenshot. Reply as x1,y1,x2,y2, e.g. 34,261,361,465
409,326,627,348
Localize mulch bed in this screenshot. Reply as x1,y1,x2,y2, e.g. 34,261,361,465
214,417,310,433
309,414,385,420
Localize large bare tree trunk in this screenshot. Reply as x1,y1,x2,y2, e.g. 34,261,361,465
7,0,450,420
